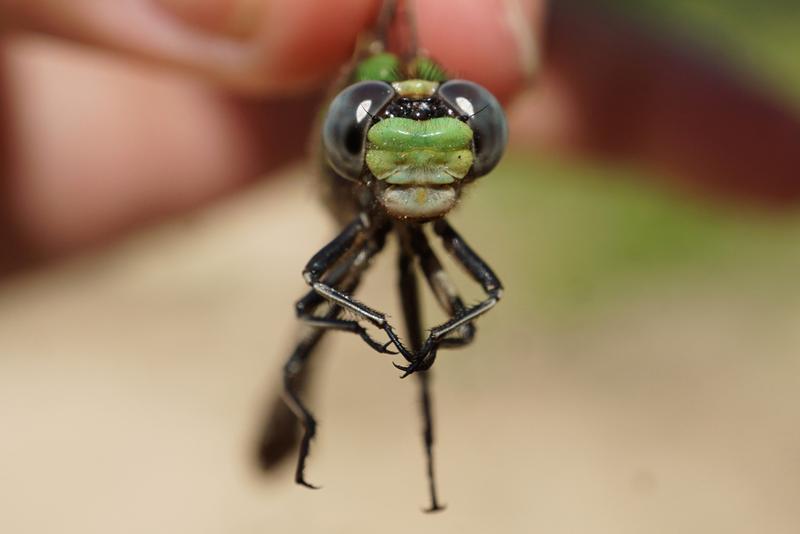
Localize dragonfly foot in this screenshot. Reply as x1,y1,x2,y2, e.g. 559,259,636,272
424,503,447,513
379,339,399,355
358,328,399,355
296,478,322,490
393,354,433,378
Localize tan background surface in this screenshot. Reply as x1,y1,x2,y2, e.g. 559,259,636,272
2,165,800,533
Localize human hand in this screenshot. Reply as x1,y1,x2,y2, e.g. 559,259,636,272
2,0,799,274
0,0,541,272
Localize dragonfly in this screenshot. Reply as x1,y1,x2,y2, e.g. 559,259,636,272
257,0,507,512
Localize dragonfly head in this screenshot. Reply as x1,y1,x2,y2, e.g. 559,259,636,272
322,55,507,221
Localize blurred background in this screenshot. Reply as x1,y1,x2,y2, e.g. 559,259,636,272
2,1,800,533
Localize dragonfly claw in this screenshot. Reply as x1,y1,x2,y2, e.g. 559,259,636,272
393,356,426,378
380,340,399,355
359,329,398,355
395,341,440,377
424,503,447,513
297,478,322,490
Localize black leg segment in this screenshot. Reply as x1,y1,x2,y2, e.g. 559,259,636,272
410,226,476,348
302,215,417,362
278,216,391,489
397,242,444,512
395,219,503,377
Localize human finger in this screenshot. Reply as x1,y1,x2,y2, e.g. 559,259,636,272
413,0,544,102
1,36,317,267
0,0,380,94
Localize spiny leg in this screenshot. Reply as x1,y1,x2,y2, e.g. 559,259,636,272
299,216,408,356
396,219,503,377
286,275,376,489
257,330,319,470
304,214,417,362
257,231,388,470
277,222,391,488
397,243,444,512
410,226,476,350
280,307,340,489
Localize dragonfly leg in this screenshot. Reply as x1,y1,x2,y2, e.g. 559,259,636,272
299,216,407,356
279,310,336,489
416,372,443,512
411,226,476,349
285,265,380,488
261,221,391,487
256,260,367,472
397,244,445,513
283,267,388,487
257,345,316,473
304,215,417,362
396,219,502,378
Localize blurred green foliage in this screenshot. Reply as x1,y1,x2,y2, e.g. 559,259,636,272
463,158,800,319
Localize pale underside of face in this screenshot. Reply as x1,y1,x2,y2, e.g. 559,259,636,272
376,182,459,220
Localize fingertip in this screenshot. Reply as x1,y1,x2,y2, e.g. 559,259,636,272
152,0,385,93
4,0,382,95
6,1,540,97
3,36,313,258
247,0,381,92
413,0,543,102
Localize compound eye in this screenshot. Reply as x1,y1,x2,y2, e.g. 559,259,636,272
438,80,508,177
322,81,395,180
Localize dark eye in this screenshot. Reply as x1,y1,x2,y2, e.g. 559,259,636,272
437,80,508,177
322,81,395,180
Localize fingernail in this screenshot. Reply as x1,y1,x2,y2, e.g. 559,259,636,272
154,0,263,40
504,0,540,80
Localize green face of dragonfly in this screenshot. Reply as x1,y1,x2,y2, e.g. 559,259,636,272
365,116,474,219
321,54,506,219
354,54,473,218
365,118,474,185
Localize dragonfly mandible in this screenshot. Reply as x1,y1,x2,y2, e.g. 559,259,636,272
257,0,507,512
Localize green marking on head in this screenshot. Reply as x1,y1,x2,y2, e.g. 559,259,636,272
368,117,473,150
366,117,474,184
355,53,401,82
